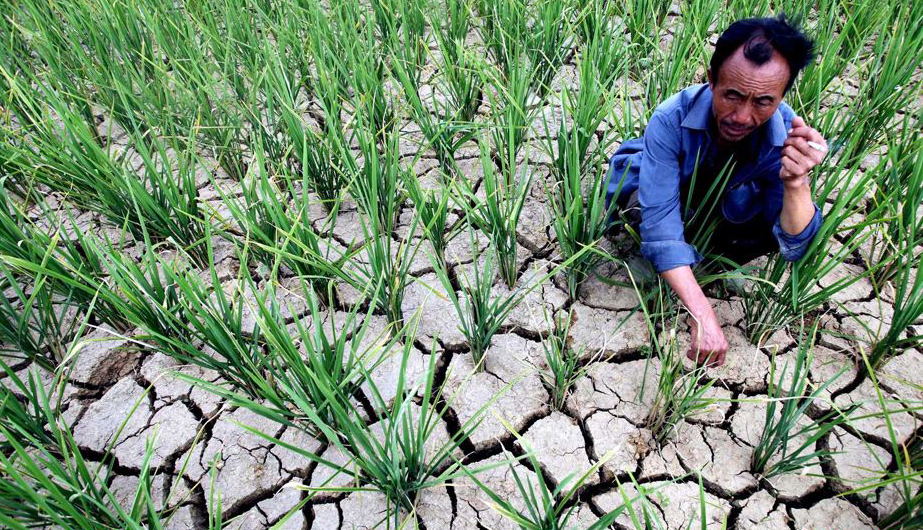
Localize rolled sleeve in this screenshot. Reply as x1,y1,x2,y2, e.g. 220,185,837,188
638,112,702,272
772,204,823,262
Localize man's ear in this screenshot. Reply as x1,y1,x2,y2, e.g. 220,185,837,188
706,69,714,89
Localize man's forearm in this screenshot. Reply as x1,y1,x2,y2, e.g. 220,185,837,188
779,182,814,236
661,266,717,324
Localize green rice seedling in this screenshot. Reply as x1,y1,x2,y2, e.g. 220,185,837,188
525,0,574,99
543,16,625,184
863,125,923,369
377,0,429,86
122,130,210,265
340,116,420,327
542,24,628,297
642,0,721,118
216,146,352,300
337,1,392,139
538,308,597,411
185,278,398,433
482,52,538,179
545,144,618,299
201,317,502,527
457,139,532,288
1,75,209,262
462,435,632,529
358,210,422,330
790,0,887,120
742,156,885,346
644,328,719,446
476,0,529,81
430,229,577,368
344,113,406,230
258,38,347,207
867,118,923,284
391,45,476,174
403,169,456,268
430,0,482,124
430,230,513,366
636,278,718,445
823,3,923,166
617,0,672,80
750,324,853,478
0,359,302,530
846,357,923,530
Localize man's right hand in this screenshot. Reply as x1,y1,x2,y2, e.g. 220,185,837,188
661,265,730,367
686,314,729,366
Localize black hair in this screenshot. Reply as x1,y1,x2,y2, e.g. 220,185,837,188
709,14,815,93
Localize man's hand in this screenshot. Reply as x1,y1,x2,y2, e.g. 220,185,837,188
686,314,729,366
780,116,827,190
661,266,730,366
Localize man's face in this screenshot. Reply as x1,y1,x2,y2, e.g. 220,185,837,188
708,44,790,144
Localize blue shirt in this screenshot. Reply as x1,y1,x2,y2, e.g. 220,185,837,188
606,84,822,273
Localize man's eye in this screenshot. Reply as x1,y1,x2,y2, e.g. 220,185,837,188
726,94,741,102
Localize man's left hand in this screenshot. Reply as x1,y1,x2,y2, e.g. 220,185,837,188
780,116,827,189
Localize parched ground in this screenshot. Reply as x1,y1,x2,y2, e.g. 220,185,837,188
5,6,923,530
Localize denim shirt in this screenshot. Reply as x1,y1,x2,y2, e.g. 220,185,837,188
606,84,823,273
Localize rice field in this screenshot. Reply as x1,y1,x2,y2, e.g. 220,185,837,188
0,0,922,528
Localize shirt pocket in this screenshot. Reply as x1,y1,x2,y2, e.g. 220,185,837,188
722,180,762,223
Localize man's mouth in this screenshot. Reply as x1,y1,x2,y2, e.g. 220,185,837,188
722,123,751,137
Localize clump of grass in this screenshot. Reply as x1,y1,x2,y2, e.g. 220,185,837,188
849,360,923,530
342,115,421,328
750,324,852,478
539,308,595,411
462,430,637,530
458,139,531,288
216,145,352,301
430,0,482,124
636,279,717,445
403,169,456,268
202,316,500,526
540,22,625,299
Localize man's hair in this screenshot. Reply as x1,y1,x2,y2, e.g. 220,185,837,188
709,14,815,93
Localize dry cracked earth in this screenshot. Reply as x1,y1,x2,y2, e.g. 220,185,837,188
6,24,923,530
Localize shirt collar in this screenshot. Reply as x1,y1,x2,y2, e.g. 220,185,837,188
681,84,789,148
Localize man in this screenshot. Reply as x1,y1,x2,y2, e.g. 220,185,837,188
605,15,827,366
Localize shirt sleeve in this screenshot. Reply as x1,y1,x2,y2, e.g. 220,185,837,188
638,112,703,272
772,205,823,261
760,169,824,262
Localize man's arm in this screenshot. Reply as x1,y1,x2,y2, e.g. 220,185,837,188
779,116,826,234
662,266,729,366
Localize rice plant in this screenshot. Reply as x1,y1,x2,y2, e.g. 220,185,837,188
637,279,718,445
461,428,645,530
539,308,594,411
822,2,923,167
750,324,853,478
391,44,475,174
618,0,672,79
431,231,525,367
430,0,482,124
458,139,532,288
863,123,923,369
642,0,721,117
403,169,456,268
0,359,304,530
216,146,353,300
201,317,502,527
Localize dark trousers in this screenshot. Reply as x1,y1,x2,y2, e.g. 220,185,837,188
619,190,778,270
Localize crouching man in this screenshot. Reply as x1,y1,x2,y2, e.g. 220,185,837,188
606,15,827,366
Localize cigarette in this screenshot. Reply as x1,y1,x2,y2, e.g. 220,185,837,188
807,140,827,153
